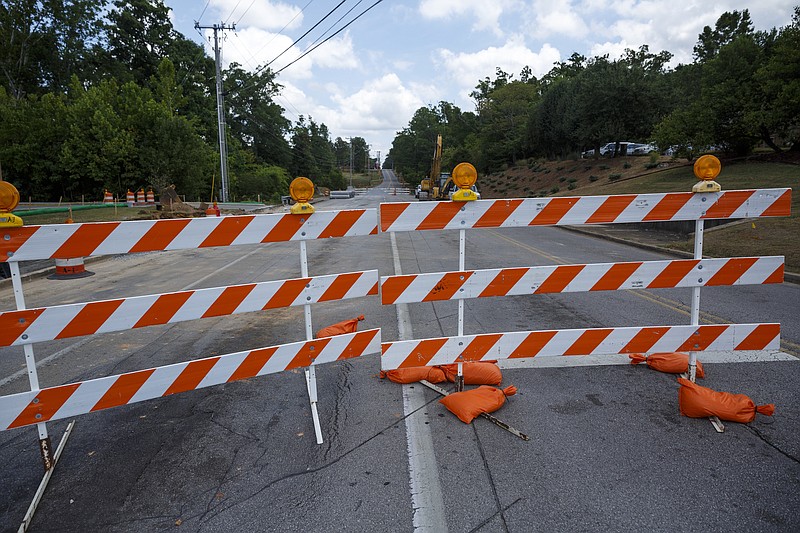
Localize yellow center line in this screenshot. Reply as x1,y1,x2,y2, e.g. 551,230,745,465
485,230,799,357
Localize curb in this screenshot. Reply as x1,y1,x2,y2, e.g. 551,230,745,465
561,225,800,285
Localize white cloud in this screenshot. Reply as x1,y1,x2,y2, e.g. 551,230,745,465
297,73,435,154
436,38,562,100
418,0,516,35
209,0,303,32
302,32,358,70
525,0,589,40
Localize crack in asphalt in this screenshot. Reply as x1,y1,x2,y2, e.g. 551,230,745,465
468,498,523,533
745,424,800,464
471,422,510,533
174,391,443,527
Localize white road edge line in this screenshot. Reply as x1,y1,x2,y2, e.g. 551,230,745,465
0,246,267,388
391,231,448,532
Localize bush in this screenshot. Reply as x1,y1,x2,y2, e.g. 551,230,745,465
644,162,659,169
623,162,631,169
556,166,564,171
558,176,566,182
567,183,576,190
589,175,599,182
568,178,577,183
609,173,622,181
550,186,560,193
599,164,610,170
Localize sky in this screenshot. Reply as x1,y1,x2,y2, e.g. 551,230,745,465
164,0,796,163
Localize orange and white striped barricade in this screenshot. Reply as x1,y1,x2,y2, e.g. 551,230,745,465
0,208,379,471
381,323,780,370
126,190,135,206
0,329,381,431
146,189,155,205
135,188,145,205
379,185,791,422
103,190,113,203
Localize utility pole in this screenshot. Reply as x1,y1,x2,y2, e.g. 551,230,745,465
348,137,353,189
195,21,235,203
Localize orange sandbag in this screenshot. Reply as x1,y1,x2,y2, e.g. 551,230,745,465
439,361,502,385
316,315,364,338
439,385,518,424
379,367,447,384
629,352,705,378
677,378,775,423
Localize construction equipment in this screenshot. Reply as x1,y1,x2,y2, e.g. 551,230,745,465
419,134,457,201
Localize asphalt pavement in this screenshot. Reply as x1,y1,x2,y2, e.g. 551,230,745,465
0,171,797,532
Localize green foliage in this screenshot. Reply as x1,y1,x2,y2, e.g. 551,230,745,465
567,183,577,190
609,173,622,181
550,186,560,193
589,175,599,182
623,162,631,169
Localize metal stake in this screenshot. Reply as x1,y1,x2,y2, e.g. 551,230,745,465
300,240,324,444
456,229,466,392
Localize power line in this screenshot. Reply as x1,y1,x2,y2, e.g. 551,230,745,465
276,0,384,75
236,0,258,25
247,0,314,63
197,0,211,22
224,0,244,24
305,0,363,51
263,0,348,72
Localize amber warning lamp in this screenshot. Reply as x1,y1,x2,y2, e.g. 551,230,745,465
692,155,722,193
289,177,315,214
450,162,479,202
0,181,23,228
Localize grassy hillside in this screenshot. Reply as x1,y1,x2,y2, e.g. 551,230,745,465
481,154,799,271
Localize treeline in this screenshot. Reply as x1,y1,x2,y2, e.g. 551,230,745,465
387,9,800,180
0,0,371,202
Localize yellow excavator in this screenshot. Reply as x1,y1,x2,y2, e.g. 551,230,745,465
419,134,455,201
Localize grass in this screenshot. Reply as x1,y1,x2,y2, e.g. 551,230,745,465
17,206,158,226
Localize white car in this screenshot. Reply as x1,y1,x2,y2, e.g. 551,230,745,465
448,185,481,200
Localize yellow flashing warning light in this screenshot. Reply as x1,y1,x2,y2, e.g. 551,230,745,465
451,162,479,202
692,155,722,193
289,177,315,214
0,181,23,227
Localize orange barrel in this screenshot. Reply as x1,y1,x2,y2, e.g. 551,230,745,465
126,190,135,205
48,258,95,279
146,189,155,204
136,188,145,204
103,190,114,203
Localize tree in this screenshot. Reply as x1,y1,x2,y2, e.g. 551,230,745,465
755,6,800,151
0,0,107,98
98,0,175,85
225,64,291,168
694,9,754,61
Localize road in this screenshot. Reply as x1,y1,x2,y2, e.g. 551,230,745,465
0,170,798,532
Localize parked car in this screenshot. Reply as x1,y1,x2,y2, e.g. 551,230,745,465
448,185,481,200
629,143,657,155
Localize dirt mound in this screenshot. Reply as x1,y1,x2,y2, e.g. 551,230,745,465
159,186,203,218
